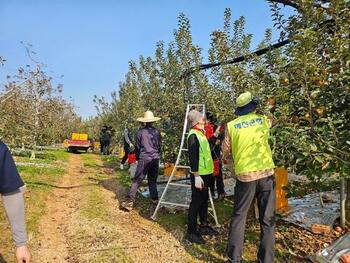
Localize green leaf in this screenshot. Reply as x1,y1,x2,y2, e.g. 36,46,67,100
314,155,324,163
310,144,318,152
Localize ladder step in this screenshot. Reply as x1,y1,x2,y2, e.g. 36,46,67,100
188,104,205,107
176,165,190,169
169,182,191,187
159,201,190,208
181,148,188,151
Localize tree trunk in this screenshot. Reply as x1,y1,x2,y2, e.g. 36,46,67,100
346,178,350,224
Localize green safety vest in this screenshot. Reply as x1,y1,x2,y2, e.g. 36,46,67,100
187,129,214,175
227,113,275,175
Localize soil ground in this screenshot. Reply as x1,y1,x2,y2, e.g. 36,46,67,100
32,153,200,263
1,151,346,263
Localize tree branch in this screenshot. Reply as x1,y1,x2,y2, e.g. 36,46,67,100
267,0,328,10
268,0,299,9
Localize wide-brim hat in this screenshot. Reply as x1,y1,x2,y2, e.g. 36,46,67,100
234,91,258,116
137,110,161,123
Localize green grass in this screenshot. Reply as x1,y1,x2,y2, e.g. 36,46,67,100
80,152,98,168
116,170,132,187
0,149,68,262
100,155,119,167
13,149,70,163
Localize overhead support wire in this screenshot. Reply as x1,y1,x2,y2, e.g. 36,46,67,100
184,38,291,77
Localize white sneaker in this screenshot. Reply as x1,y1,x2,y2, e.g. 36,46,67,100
120,164,124,170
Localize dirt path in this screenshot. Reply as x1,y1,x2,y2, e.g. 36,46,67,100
32,154,202,263
34,154,85,262
90,155,201,263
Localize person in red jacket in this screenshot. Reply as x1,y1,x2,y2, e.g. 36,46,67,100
205,112,226,200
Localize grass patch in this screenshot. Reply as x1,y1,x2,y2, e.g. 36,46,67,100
100,155,119,168
0,149,68,262
80,153,98,168
13,148,70,162
47,149,70,163
116,170,131,187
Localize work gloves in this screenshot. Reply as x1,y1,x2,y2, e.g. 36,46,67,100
194,176,205,190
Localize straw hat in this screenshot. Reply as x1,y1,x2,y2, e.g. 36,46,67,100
137,111,161,123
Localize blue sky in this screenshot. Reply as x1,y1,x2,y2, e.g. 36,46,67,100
0,1,291,118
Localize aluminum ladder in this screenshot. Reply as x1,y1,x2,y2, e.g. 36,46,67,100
151,104,219,226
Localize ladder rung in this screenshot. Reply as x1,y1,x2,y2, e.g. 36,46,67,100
181,148,188,151
188,104,204,107
176,165,190,169
159,201,190,208
169,182,191,187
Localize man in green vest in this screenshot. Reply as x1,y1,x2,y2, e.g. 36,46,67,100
186,109,218,244
223,92,276,263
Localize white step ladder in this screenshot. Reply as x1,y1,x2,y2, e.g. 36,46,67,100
151,104,219,226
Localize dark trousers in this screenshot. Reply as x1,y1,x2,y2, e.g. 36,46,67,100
210,162,225,196
121,146,130,165
100,141,104,153
127,158,159,201
187,174,213,234
102,141,110,155
227,175,276,263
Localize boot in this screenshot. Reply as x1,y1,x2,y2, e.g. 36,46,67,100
185,232,205,244
120,200,133,211
199,225,219,236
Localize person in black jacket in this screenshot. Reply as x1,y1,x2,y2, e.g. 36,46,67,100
186,110,218,245
121,111,161,211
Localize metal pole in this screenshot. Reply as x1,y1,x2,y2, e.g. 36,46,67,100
208,190,220,227
340,178,346,227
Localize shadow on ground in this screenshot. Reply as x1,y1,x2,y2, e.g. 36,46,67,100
25,181,97,189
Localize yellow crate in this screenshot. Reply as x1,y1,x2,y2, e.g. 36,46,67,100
119,148,125,159
164,163,186,177
71,133,88,141
275,167,288,211
93,142,100,150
